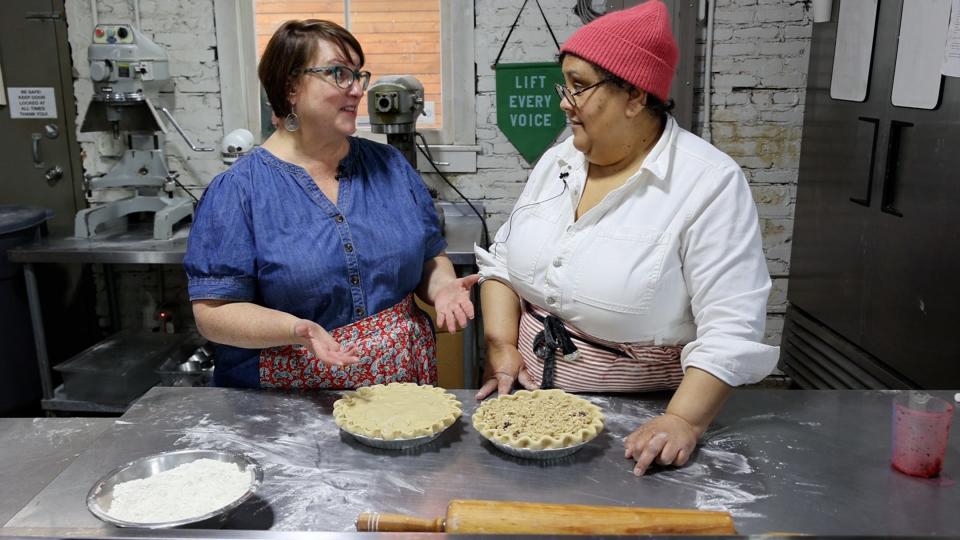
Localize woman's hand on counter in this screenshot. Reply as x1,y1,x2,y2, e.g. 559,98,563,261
293,320,360,366
434,274,481,333
623,413,699,476
475,344,537,399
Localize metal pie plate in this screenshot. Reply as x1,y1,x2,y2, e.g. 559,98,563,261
342,426,448,449
86,449,262,529
486,437,589,460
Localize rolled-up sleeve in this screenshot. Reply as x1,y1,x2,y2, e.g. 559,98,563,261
679,164,779,386
475,236,510,285
184,173,257,301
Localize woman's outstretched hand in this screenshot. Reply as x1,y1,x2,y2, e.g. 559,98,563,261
434,274,480,333
623,413,699,476
293,320,360,366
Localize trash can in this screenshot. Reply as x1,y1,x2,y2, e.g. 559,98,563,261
0,205,52,415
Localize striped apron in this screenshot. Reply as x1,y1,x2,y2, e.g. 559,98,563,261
258,294,437,389
518,303,684,392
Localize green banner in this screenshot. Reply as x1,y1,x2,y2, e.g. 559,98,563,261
495,62,566,164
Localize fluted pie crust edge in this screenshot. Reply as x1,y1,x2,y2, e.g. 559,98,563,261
333,382,462,440
472,389,604,450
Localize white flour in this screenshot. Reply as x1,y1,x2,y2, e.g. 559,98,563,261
107,458,250,523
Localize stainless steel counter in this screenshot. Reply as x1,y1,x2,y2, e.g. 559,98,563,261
5,388,960,535
0,418,113,526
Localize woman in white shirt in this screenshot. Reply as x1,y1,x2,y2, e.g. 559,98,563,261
475,0,779,476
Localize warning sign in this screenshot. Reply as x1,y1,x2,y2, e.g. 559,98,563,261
8,87,57,119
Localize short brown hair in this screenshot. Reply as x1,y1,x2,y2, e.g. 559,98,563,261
258,19,365,119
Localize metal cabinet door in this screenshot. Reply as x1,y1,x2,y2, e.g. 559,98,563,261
788,1,893,347
0,0,83,230
858,64,960,388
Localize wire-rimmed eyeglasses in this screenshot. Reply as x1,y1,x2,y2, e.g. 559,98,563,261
301,65,371,91
554,78,612,108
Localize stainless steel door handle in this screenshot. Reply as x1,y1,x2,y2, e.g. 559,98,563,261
32,133,42,165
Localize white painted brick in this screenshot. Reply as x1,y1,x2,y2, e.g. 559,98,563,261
750,92,773,106
715,10,757,24
768,278,788,313
759,72,806,88
477,154,522,169
756,5,806,23
753,169,799,184
713,73,759,88
760,107,804,123
720,92,750,106
713,42,758,56
759,40,807,57
751,184,795,218
713,104,759,122
784,23,812,39
732,26,780,40
772,91,800,105
713,27,735,41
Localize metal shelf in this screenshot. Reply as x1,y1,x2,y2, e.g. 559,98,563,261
41,385,129,414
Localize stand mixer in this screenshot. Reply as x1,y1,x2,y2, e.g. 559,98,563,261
76,24,212,240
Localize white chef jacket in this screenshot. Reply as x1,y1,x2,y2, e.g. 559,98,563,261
475,116,779,387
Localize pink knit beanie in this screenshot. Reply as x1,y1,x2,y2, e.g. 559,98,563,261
560,0,678,102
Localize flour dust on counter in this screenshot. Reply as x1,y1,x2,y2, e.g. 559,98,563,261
32,418,95,446
172,400,427,531
585,397,771,519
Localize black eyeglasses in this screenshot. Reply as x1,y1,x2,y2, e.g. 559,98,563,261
554,79,612,108
301,65,371,91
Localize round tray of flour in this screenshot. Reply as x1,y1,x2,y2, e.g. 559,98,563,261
87,449,262,528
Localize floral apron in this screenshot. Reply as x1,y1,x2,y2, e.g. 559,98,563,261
259,294,437,389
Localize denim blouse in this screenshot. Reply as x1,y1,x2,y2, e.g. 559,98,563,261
184,138,446,387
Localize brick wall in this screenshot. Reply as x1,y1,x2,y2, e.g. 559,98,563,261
699,0,812,344
66,0,812,349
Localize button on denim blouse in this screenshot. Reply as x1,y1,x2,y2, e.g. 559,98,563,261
184,138,446,387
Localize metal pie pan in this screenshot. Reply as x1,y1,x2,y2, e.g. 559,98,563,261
486,437,589,460
86,449,263,529
342,426,448,449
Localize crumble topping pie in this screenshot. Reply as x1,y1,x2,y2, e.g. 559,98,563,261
472,389,604,449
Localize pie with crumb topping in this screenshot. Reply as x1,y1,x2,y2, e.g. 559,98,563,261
472,389,604,450
333,382,461,440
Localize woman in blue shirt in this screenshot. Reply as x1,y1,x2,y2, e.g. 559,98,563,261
184,20,477,388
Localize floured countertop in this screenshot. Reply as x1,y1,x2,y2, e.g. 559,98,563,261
4,387,959,535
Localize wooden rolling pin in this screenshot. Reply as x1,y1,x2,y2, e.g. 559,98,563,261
356,499,737,535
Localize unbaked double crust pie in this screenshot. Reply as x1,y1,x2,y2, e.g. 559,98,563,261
472,389,604,449
333,382,462,440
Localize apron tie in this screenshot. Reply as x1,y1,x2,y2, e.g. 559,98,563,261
532,314,580,389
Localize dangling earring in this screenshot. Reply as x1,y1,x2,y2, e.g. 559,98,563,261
283,105,300,132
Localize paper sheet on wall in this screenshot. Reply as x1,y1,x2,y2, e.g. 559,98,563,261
943,0,960,77
891,0,951,109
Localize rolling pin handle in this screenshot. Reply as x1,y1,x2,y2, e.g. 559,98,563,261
356,512,445,532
